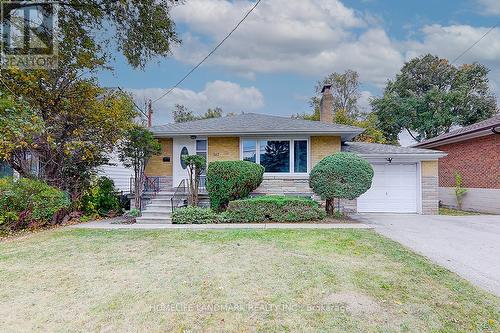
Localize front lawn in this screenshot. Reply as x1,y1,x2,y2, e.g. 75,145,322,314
1,229,499,332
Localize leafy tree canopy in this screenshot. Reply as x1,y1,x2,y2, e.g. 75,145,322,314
173,104,226,123
371,54,498,143
2,0,180,69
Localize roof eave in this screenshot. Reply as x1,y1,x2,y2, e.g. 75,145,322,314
152,129,364,139
353,153,447,160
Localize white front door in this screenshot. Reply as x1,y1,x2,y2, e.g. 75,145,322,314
357,163,418,213
172,137,196,188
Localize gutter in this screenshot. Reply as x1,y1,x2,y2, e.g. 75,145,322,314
415,124,500,148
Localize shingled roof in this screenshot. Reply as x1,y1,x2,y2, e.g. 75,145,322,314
342,142,445,156
150,113,363,140
414,114,500,148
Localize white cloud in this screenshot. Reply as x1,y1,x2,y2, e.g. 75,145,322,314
128,80,264,125
171,0,403,86
477,0,500,15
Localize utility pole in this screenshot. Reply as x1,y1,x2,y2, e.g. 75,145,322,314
147,99,153,127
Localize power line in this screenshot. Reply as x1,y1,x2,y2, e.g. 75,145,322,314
152,0,261,104
117,86,148,118
451,20,500,64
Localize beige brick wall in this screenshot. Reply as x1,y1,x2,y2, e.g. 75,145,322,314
145,138,173,177
310,136,341,167
421,161,439,215
208,137,240,163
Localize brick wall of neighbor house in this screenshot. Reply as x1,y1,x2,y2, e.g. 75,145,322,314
421,161,439,214
208,137,240,163
435,135,500,189
145,138,173,177
310,136,341,167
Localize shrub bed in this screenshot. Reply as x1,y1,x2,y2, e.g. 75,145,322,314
222,195,326,223
206,160,264,211
172,206,218,224
0,177,71,231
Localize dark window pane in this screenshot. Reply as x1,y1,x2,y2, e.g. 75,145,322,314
180,147,189,169
243,140,256,163
196,140,207,151
260,140,290,173
294,140,308,173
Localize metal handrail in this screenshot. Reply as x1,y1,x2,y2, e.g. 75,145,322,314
171,179,188,213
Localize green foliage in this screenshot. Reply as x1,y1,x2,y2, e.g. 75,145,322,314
206,161,264,212
118,125,161,209
173,104,224,123
182,154,206,206
372,54,497,143
172,206,218,224
1,1,180,69
222,195,326,223
309,153,373,214
454,172,467,210
82,177,121,216
127,208,141,218
0,177,70,231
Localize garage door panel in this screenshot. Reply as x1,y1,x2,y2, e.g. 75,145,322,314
358,164,417,213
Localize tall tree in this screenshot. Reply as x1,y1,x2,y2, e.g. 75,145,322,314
118,126,161,210
0,74,136,200
312,69,361,119
173,104,224,123
293,70,387,143
372,54,498,143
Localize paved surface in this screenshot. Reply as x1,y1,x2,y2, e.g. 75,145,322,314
70,221,371,230
354,214,500,297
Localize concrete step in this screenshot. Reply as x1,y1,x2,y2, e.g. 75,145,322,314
150,198,173,204
136,217,172,224
141,211,172,218
147,204,173,210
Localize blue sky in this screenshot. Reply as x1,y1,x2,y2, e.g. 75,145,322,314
97,0,500,132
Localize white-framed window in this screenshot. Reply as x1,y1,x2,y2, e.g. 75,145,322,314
196,138,208,174
240,138,309,174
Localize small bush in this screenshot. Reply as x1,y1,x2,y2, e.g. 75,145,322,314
82,177,121,216
206,160,264,211
309,152,373,215
172,206,218,224
222,195,326,223
0,177,71,231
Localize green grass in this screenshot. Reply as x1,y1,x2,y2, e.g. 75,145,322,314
0,228,499,332
439,207,482,216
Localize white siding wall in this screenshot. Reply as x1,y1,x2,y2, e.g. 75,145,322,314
98,151,134,193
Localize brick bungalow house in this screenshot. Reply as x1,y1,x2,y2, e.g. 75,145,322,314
138,85,445,223
415,114,500,214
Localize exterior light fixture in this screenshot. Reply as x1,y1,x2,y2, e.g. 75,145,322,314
190,135,197,139
386,157,393,163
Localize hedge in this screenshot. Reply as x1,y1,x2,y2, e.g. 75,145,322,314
172,206,218,224
221,195,326,223
206,160,264,211
0,177,71,231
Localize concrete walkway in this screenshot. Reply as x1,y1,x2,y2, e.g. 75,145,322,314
354,213,500,297
70,220,371,230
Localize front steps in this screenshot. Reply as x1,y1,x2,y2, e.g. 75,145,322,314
136,192,176,224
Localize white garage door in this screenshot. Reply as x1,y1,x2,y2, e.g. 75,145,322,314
357,164,418,213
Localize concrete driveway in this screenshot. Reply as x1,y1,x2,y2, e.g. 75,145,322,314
354,214,500,297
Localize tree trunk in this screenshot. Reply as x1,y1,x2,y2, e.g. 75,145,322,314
325,199,335,216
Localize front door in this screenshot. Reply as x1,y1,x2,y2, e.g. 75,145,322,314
172,137,196,188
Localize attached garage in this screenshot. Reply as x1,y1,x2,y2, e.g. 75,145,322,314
357,163,418,213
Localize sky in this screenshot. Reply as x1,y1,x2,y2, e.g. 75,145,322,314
97,0,500,144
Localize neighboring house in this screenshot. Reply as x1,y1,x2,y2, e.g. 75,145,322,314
0,162,14,178
144,85,445,215
414,115,500,214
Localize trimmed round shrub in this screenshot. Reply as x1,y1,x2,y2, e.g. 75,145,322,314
0,177,71,231
222,195,326,223
206,160,264,211
309,152,373,214
172,206,218,224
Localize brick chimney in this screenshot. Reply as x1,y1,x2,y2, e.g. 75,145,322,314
320,84,333,123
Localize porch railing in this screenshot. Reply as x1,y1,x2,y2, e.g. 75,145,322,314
171,179,188,213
